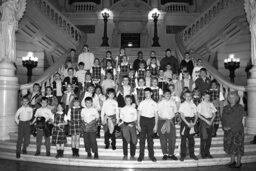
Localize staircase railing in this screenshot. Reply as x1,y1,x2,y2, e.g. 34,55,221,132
182,0,242,43
32,0,85,43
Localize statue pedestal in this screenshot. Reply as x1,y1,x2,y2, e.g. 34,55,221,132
246,66,256,135
0,60,19,140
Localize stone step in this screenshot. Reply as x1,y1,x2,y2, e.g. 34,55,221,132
1,141,256,157
0,147,255,168
8,132,253,147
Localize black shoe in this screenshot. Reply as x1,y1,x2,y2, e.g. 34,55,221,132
105,145,109,149
94,153,99,159
22,149,27,154
56,150,60,158
87,152,92,159
234,163,242,168
180,156,185,161
16,152,20,159
76,149,80,157
225,161,236,167
72,148,75,157
207,154,213,159
46,152,51,156
60,150,64,157
201,155,207,159
123,155,128,160
150,156,157,162
34,151,40,156
112,146,116,150
137,155,144,162
162,155,168,160
168,155,178,160
190,155,198,160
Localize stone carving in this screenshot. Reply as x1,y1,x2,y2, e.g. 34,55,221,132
245,0,256,65
0,0,26,62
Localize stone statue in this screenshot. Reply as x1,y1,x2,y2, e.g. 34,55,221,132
245,0,256,66
0,0,26,62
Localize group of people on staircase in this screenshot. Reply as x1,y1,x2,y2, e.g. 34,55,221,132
14,45,245,168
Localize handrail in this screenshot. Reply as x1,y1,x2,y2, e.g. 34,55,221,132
182,0,242,43
163,2,189,13
73,2,98,12
32,0,85,43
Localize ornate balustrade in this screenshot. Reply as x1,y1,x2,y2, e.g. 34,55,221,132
32,0,84,43
163,2,189,13
182,0,242,43
73,2,98,12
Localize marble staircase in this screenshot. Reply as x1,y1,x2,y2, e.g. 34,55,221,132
0,126,256,168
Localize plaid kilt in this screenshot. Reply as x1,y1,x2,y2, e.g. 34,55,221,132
224,130,244,156
152,88,160,102
92,66,102,80
210,89,219,101
69,108,82,135
52,114,67,145
120,64,130,74
138,70,146,78
136,88,145,103
213,108,221,124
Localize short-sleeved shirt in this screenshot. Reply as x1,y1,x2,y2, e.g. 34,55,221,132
158,99,177,119
179,101,197,117
15,106,33,123
81,107,99,123
120,106,137,123
138,99,158,118
197,101,217,118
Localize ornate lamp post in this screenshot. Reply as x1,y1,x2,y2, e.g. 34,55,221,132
101,9,110,47
151,9,160,47
224,54,240,83
22,52,38,83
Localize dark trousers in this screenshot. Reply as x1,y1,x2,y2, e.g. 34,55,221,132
83,132,98,153
139,116,155,158
104,127,116,147
157,120,176,155
180,119,195,158
122,127,136,156
16,121,31,153
36,129,50,153
200,125,213,157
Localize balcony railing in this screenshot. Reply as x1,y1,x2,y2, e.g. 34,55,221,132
163,2,189,13
73,2,98,12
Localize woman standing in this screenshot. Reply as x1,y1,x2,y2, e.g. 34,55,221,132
222,91,245,168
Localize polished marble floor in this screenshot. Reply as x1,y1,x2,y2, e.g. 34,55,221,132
0,159,256,171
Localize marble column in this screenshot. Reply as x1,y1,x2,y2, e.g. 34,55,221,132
0,61,19,140
245,0,256,135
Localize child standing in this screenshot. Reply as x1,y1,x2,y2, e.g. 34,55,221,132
120,95,138,160
117,55,131,85
32,97,54,156
197,92,217,159
148,57,159,77
135,62,146,79
157,90,178,160
52,73,63,103
75,62,86,94
52,103,68,158
151,77,163,103
179,91,198,161
84,72,94,92
134,77,146,106
91,58,104,85
81,97,99,159
101,88,119,150
137,88,158,162
164,64,173,81
15,96,33,158
61,83,76,114
67,98,82,157
101,71,117,94
128,69,136,89
145,69,152,87
158,68,169,91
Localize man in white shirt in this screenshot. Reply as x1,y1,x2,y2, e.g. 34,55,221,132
157,90,178,161
77,45,95,71
137,88,158,162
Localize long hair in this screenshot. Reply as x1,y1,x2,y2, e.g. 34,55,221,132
227,91,240,105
